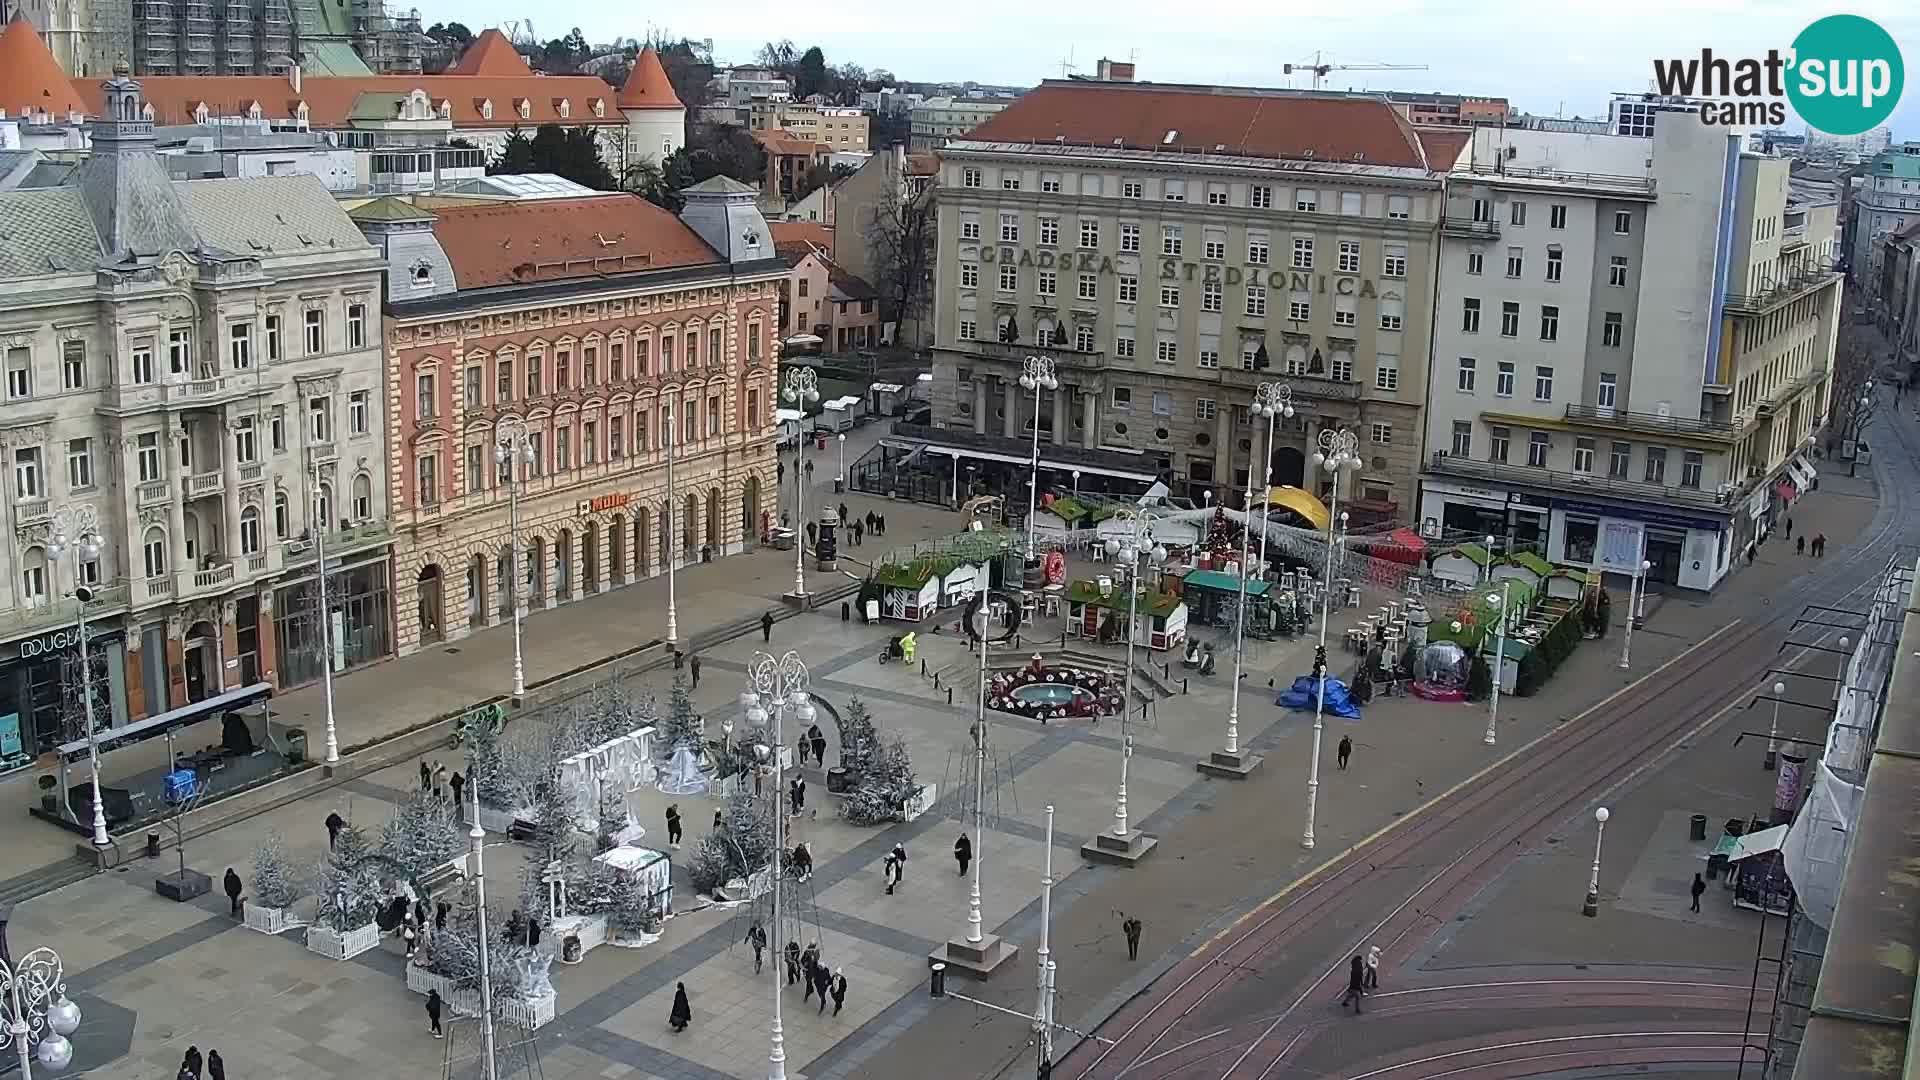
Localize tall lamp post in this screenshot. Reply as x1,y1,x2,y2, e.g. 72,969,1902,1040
745,650,813,1080
495,419,535,699
1198,386,1278,780
0,934,81,1078
307,453,341,762
1084,509,1165,866
1020,355,1059,566
1250,383,1295,576
835,433,846,489
1303,428,1360,850
1617,554,1650,671
1484,579,1511,746
783,369,820,600
1848,381,1873,477
1764,680,1787,770
663,415,679,646
463,738,498,1079
1582,805,1610,917
47,507,109,847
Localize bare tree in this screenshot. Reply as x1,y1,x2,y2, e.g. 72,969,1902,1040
1829,324,1880,456
862,186,936,345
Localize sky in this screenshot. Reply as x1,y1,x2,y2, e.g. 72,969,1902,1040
428,1,1920,141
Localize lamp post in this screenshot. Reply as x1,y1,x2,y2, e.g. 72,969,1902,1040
835,432,846,487
745,650,813,1080
1070,469,1081,501
1617,556,1650,671
1035,803,1056,1071
1485,579,1510,746
1090,509,1165,864
1765,680,1786,770
1199,388,1284,780
0,940,81,1078
1020,355,1059,566
306,452,341,762
1848,382,1873,477
783,369,820,600
47,507,108,848
1582,806,1610,917
664,416,679,645
1303,428,1361,850
1249,383,1295,577
460,738,500,1080
495,419,535,699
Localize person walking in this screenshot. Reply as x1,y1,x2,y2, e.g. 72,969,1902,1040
784,939,802,985
1337,735,1352,771
690,654,702,689
435,901,450,931
1364,945,1381,990
1690,873,1707,913
1785,516,1794,540
883,853,901,895
183,1047,203,1079
830,968,848,1016
838,503,849,527
665,805,683,849
746,921,767,973
808,724,828,770
1797,535,1806,555
852,520,864,546
669,982,692,1033
426,990,444,1038
806,520,817,549
801,942,820,1001
450,770,465,808
325,811,346,850
223,867,243,916
890,842,907,881
954,833,972,875
432,761,448,800
1815,533,1828,557
790,775,807,816
1341,956,1366,1013
813,960,833,1014
420,760,431,791
762,611,776,642
206,1049,226,1080
1122,915,1142,960
402,916,418,960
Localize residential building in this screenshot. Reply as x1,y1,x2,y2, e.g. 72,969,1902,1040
352,178,786,657
924,79,1447,513
1846,143,1920,304
1383,91,1511,128
1805,123,1893,161
710,67,790,107
0,64,392,765
832,144,937,347
1608,93,1711,137
1878,222,1920,374
145,122,487,194
858,88,922,116
747,100,867,150
1420,120,1840,592
909,96,1011,151
776,238,883,352
751,129,831,201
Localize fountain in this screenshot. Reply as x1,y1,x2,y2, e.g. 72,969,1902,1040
987,654,1123,723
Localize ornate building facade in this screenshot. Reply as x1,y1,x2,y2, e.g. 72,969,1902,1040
354,177,787,658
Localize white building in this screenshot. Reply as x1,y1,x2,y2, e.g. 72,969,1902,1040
1420,117,1840,592
1847,143,1920,301
910,96,1012,151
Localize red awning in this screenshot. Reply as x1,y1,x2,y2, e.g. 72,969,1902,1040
1376,527,1426,566
1773,481,1796,503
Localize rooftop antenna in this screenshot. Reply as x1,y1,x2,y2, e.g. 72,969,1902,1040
1058,46,1078,79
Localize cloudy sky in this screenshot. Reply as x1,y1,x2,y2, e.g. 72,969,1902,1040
431,1,1919,139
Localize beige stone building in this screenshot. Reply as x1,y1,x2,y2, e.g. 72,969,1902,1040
922,79,1449,517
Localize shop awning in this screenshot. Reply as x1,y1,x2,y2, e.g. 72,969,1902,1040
1730,824,1789,862
61,681,274,762
921,444,1157,483
1182,569,1270,596
1262,486,1331,530
1788,456,1818,490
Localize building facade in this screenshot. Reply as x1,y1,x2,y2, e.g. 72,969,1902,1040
1847,143,1920,304
909,96,1010,152
776,239,883,353
0,65,391,767
746,100,868,151
355,179,787,658
1419,120,1840,592
923,80,1444,515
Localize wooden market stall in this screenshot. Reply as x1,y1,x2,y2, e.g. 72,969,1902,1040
1430,542,1492,587
1179,568,1271,630
872,559,942,622
1065,577,1187,652
1491,551,1554,592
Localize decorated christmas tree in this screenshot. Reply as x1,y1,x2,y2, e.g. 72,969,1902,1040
687,788,774,894
845,734,919,826
833,695,880,783
380,789,464,880
251,831,303,909
1200,508,1249,567
595,776,629,852
659,673,702,753
466,710,514,811
313,824,386,932
526,773,579,870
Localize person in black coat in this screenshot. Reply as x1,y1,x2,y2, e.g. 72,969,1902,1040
435,901,450,931
1690,873,1708,913
812,960,832,1014
223,868,244,916
830,969,848,1016
807,724,828,769
1340,955,1366,1013
183,1046,203,1079
954,834,972,876
325,811,345,849
450,770,465,808
206,1049,226,1080
426,989,444,1037
745,920,768,973
800,942,820,1000
420,760,432,791
890,842,907,880
785,940,802,985
762,611,776,642
665,804,683,849
669,983,692,1032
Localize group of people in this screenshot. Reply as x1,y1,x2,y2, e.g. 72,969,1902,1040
411,759,465,807
798,723,830,769
785,938,850,1016
882,842,908,895
1785,516,1829,558
175,1045,225,1080
1338,946,1384,1013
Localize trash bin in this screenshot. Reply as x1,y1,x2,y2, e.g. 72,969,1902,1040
1689,814,1708,841
840,601,850,623
834,477,846,494
285,727,308,765
563,935,582,963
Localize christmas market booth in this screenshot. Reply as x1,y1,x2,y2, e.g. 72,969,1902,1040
1180,569,1272,631
1065,577,1188,652
1727,824,1794,916
1028,495,1099,546
1430,542,1493,587
1491,551,1554,592
869,558,944,622
1545,565,1597,603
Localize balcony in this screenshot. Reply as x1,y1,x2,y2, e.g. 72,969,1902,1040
137,481,171,508
178,560,236,596
307,441,338,464
1781,222,1808,251
1724,262,1841,315
185,471,224,498
240,463,264,485
1563,404,1742,441
1455,161,1658,199
14,498,50,527
1441,217,1501,241
0,581,131,640
1214,367,1363,401
953,339,1109,370
281,521,394,566
136,575,174,606
104,375,252,416
1428,450,1733,511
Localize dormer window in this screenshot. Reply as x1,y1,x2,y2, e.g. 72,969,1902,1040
141,102,155,120
515,99,530,120
192,102,209,123
478,99,493,120
591,99,605,118
436,99,451,119
557,99,571,119
411,262,433,288
245,101,262,120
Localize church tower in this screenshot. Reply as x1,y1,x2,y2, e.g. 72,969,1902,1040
617,47,686,169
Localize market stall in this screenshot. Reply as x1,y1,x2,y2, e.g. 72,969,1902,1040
872,560,941,622
1544,565,1595,602
938,560,987,608
1491,552,1554,592
1065,577,1187,652
1430,542,1492,587
1180,568,1271,631
1728,825,1794,916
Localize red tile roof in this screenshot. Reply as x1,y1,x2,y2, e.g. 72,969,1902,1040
906,152,939,177
770,221,833,249
1417,128,1471,171
71,72,618,129
446,30,531,76
617,47,682,111
966,81,1429,169
0,15,89,118
427,194,720,289
753,129,831,157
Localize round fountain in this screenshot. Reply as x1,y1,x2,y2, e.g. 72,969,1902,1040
987,654,1123,722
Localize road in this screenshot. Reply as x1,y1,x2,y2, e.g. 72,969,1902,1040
1063,397,1914,1079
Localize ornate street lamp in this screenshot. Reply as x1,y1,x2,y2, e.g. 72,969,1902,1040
746,650,813,1080
1302,427,1360,850
1019,355,1059,565
495,419,536,699
0,936,82,1077
783,369,820,600
47,507,108,847
1248,382,1295,574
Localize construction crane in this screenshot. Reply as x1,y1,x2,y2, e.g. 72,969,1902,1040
1284,51,1428,91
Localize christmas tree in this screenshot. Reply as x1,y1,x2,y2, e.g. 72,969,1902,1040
595,776,629,852
313,824,387,932
833,695,880,784
845,734,919,826
687,789,774,895
251,831,303,909
526,773,579,870
380,789,464,880
466,710,513,811
660,673,701,753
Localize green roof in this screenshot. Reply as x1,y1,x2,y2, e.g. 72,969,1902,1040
1181,569,1270,597
1504,552,1553,579
302,40,374,76
1067,578,1184,617
1548,565,1596,582
1041,497,1093,523
348,92,410,121
873,555,960,589
1444,543,1492,566
347,196,436,223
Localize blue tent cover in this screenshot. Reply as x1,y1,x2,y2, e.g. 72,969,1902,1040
1275,675,1361,720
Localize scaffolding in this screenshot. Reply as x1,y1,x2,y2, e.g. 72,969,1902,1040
255,0,293,72
133,0,178,75
180,0,215,75
216,0,253,73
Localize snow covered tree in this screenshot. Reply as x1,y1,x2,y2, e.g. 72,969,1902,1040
581,672,650,748
596,776,629,852
834,695,879,782
526,772,579,869
380,789,464,879
687,788,774,894
845,734,920,826
660,673,701,753
466,709,514,810
425,900,535,1001
251,831,302,909
312,824,386,931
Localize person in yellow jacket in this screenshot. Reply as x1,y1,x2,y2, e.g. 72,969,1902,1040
899,632,917,664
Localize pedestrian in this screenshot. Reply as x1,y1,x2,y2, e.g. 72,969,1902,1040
527,916,541,949
808,723,828,769
1816,533,1828,557
1747,545,1756,565
506,908,527,944
666,804,683,849
206,1049,226,1080
831,968,847,1016
223,867,243,916
883,854,901,895
420,760,432,791
414,898,428,929
673,648,685,671
890,842,907,880
795,842,814,881
1364,945,1381,990
798,731,812,768
425,984,447,1035
1690,873,1707,913
1785,516,1794,539
1341,955,1366,1012
878,513,887,536
838,502,849,527
813,960,832,1014
762,611,775,643
184,1046,203,1079
801,943,820,1000
177,1064,194,1080
690,654,702,688
450,770,465,808
805,459,815,480
954,833,972,875
806,520,817,548
669,982,692,1033
785,939,802,985
1797,535,1806,555
432,761,448,800
325,810,345,849
436,901,450,931
402,916,418,959
1337,735,1352,771
852,520,864,545
746,921,767,973
791,775,807,815
1123,915,1142,961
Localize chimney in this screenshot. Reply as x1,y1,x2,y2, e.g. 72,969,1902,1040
1096,58,1136,82
289,63,301,94
893,143,905,173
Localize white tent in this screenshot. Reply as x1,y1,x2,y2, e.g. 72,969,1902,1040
657,746,710,795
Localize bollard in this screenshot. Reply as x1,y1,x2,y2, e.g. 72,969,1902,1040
1163,662,1170,679
921,659,928,676
947,688,954,705
1689,814,1708,842
840,601,850,623
933,674,940,690
1182,678,1188,694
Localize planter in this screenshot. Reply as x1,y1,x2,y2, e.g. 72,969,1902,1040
243,902,300,935
404,968,556,1030
900,782,936,823
549,913,607,964
306,922,381,960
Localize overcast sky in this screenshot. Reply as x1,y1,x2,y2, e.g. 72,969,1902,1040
433,1,1918,139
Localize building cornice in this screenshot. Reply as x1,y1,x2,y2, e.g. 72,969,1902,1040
386,258,791,322
940,140,1442,187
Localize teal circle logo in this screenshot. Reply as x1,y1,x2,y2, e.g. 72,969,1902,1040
1787,15,1904,136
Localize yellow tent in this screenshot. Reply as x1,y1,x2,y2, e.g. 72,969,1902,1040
1261,486,1331,530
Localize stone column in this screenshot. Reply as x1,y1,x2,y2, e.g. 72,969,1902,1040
259,589,281,686
972,380,988,435
220,600,239,694
1052,385,1067,446
1081,389,1099,450
221,420,242,562
166,425,189,571
1002,380,1018,438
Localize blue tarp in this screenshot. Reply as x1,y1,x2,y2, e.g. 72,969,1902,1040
1275,675,1362,720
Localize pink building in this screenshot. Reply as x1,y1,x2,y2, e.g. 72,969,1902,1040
774,234,884,353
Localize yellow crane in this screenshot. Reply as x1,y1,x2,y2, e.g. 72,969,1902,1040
1284,51,1428,91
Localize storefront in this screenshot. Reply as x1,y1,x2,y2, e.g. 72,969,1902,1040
1416,481,1550,551
273,556,393,689
0,625,131,773
1545,499,1731,592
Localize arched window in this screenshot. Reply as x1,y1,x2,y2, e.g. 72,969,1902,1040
351,472,373,520
19,546,47,607
143,527,168,577
240,506,262,555
274,489,289,538
315,482,333,530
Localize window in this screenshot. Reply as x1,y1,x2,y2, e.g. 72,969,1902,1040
999,264,1018,292
1163,179,1186,202
265,314,281,362
1251,186,1273,209
1462,298,1481,333
1078,274,1098,301
1545,249,1563,282
999,212,1020,243
960,213,980,241
1505,247,1523,277
1370,423,1392,444
958,319,977,340
1038,271,1056,297
1338,240,1361,273
1472,198,1493,223
1122,179,1144,199
525,353,543,397
1196,398,1218,421
240,506,262,555
303,309,323,354
1644,446,1667,484
1111,386,1132,409
1334,297,1356,326
1151,391,1173,416
1495,361,1515,397
1450,420,1472,456
1573,437,1595,473
1118,275,1138,303
1387,195,1410,220
1375,353,1399,391
4,348,28,399
1291,236,1314,269
1080,219,1099,248
307,396,331,441
1001,172,1021,190
1339,191,1363,216
137,432,161,482
416,454,439,506
1160,285,1180,308
168,328,191,375
1330,353,1353,381
1539,305,1559,341
1549,204,1567,229
1075,326,1095,352
1199,349,1220,369
1247,235,1270,265
583,421,599,465
1115,335,1136,359
1488,426,1510,463
66,438,92,490
609,416,624,459
1534,365,1554,401
1602,312,1623,348
13,447,41,498
233,417,257,464
1613,210,1632,235
1161,225,1182,256
1467,249,1485,275
130,340,155,384
1500,302,1520,337
1039,216,1059,246
1608,256,1629,287
1379,298,1403,331
496,358,514,403
1288,296,1310,321
1609,441,1630,479
144,528,168,578
609,342,624,381
1382,244,1406,277
229,322,252,369
962,167,981,188
1597,372,1617,408
1294,189,1317,213
273,490,289,538
1510,200,1527,226
1457,357,1477,392
1041,173,1062,193
1681,450,1704,489
1202,281,1222,312
1155,339,1178,364
1245,284,1267,317
462,366,482,409
465,444,485,493
1527,431,1549,467
1120,223,1141,252
412,372,434,422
